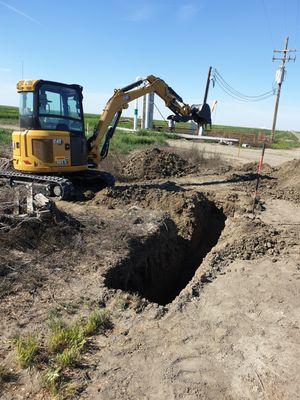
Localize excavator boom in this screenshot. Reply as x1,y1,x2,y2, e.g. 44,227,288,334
87,75,211,165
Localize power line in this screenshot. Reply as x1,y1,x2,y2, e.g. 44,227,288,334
214,70,275,99
213,78,275,103
212,69,276,103
213,78,275,102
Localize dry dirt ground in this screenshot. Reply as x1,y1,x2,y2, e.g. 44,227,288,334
169,139,300,166
0,148,299,400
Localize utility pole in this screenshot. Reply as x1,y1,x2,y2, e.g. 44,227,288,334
203,66,212,104
271,37,296,142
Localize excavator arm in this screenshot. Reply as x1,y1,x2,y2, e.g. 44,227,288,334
87,75,211,166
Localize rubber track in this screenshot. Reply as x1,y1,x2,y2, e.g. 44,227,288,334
0,170,74,200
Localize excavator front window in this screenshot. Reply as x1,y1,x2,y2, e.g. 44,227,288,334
37,83,84,133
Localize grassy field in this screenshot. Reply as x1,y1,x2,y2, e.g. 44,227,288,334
0,125,172,154
0,105,299,150
0,129,12,146
0,105,19,125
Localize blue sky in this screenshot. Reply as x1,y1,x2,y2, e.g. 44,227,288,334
0,0,299,130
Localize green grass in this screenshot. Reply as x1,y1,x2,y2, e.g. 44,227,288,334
43,367,61,395
14,308,111,398
1,104,299,150
0,105,18,125
0,128,12,146
110,129,170,153
56,347,81,368
48,320,86,354
15,334,40,368
270,130,300,149
84,309,111,336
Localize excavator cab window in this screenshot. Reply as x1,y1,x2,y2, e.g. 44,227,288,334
19,92,34,129
37,83,84,134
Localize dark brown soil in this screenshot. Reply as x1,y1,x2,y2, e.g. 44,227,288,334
122,147,192,180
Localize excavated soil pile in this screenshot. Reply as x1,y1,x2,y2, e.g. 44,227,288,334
273,158,300,202
238,161,274,175
227,160,300,204
122,148,192,180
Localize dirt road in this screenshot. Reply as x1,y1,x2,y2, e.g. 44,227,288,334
169,139,300,166
0,124,18,131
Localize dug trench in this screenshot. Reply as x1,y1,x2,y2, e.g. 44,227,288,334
100,187,226,305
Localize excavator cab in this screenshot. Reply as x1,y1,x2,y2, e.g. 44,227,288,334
13,80,88,173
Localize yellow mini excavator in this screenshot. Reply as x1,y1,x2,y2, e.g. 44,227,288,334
0,75,211,199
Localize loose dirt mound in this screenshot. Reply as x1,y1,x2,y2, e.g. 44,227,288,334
122,148,191,180
238,161,274,175
266,159,300,203
276,158,300,190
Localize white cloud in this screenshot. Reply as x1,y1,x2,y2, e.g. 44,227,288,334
177,3,200,20
0,1,40,24
126,4,154,21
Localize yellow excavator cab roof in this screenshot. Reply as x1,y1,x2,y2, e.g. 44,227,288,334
17,79,41,92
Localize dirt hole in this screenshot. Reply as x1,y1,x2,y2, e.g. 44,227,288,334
104,199,226,306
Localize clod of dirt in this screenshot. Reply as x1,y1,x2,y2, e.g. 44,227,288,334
122,148,192,180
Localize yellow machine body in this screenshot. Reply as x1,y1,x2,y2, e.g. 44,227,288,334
12,130,87,173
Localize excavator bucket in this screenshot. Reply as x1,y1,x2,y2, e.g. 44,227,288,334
168,103,211,126
191,103,211,126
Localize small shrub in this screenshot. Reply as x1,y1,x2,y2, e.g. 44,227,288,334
48,320,86,353
130,293,143,310
60,381,83,399
56,347,80,368
43,367,61,394
114,295,128,312
84,309,111,336
15,334,40,368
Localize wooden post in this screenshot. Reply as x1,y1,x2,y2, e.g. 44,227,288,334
252,143,266,212
237,137,241,158
13,186,20,215
26,184,34,214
